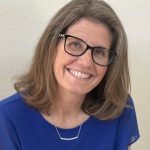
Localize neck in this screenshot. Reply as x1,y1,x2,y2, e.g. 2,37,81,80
44,88,90,128
51,92,85,119
47,90,89,128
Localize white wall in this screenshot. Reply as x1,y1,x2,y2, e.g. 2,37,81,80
0,0,149,149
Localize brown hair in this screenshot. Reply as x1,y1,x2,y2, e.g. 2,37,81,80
14,0,130,120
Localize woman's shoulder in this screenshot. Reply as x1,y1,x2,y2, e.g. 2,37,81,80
0,93,32,121
0,93,22,106
126,95,134,107
121,95,136,117
115,96,140,146
0,93,26,111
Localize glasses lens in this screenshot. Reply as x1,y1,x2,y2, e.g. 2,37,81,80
93,48,114,66
64,35,114,66
65,36,86,56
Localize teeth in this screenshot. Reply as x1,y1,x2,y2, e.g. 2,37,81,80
68,69,91,79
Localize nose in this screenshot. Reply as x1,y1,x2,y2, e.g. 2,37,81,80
77,49,94,67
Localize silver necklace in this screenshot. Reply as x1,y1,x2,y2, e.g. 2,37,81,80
50,113,83,140
54,123,82,140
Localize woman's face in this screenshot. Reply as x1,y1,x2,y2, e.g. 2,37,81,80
53,18,112,97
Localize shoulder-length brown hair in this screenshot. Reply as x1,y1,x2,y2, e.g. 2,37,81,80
14,0,130,120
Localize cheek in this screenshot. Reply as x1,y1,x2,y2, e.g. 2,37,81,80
53,46,76,77
54,52,71,73
96,67,107,83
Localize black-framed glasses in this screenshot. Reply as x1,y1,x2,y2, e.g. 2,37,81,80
58,34,115,66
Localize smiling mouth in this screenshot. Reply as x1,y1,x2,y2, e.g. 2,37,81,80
66,68,92,79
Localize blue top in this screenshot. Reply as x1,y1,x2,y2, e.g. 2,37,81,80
0,93,140,150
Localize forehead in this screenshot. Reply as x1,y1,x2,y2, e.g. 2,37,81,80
66,17,112,48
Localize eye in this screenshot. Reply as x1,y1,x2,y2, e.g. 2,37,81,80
95,48,105,55
69,41,82,48
66,36,85,51
94,48,109,57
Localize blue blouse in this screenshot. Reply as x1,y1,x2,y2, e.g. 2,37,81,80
0,93,140,150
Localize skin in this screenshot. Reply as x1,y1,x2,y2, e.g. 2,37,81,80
54,20,111,98
48,17,111,127
42,17,131,149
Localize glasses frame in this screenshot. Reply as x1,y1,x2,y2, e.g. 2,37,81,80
58,34,116,66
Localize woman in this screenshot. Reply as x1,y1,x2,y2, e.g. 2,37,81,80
0,0,139,149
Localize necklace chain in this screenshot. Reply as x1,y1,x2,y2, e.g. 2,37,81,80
54,123,82,140
50,113,82,140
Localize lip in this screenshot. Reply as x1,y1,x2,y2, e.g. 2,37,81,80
66,67,94,76
65,67,94,80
